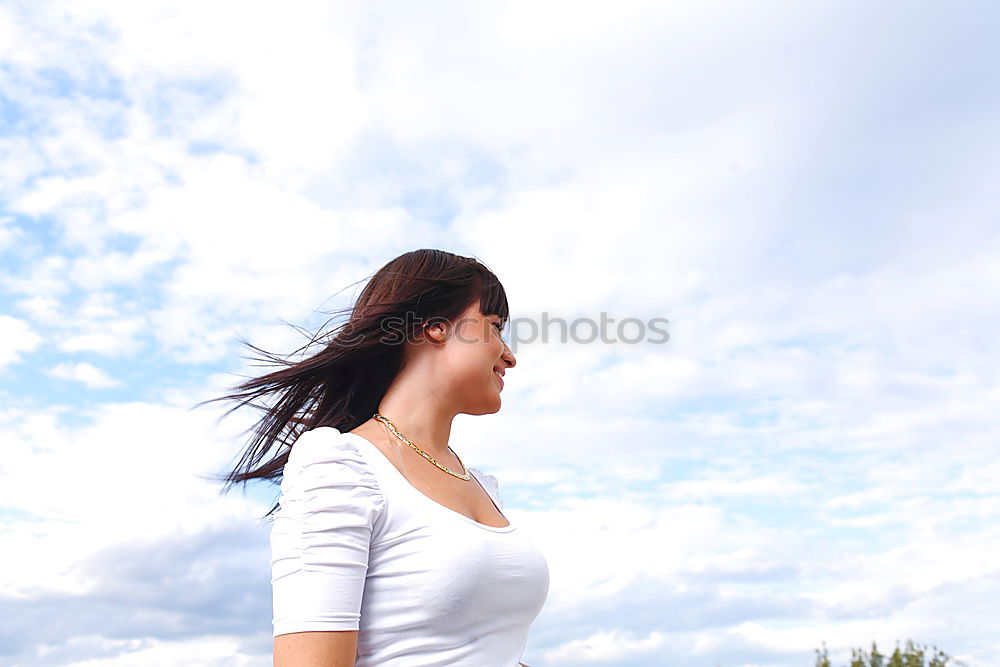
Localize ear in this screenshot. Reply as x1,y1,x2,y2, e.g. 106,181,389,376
421,317,450,344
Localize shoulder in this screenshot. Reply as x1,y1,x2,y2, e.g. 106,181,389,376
287,426,363,466
282,427,385,509
469,467,503,509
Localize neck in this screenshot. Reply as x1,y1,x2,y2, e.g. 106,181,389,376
375,367,457,459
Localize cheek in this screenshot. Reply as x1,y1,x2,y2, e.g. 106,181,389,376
443,342,490,379
442,324,496,375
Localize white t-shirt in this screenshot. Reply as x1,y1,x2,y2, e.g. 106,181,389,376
270,426,550,666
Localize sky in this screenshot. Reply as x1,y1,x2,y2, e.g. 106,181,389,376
1,1,998,665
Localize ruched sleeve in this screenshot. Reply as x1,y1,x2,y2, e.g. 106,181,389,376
472,468,504,509
270,428,385,637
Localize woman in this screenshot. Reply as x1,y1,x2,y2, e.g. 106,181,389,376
211,249,550,666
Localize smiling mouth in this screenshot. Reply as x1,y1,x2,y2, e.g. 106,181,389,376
493,370,504,390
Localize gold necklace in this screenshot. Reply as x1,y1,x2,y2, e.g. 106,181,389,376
373,412,471,481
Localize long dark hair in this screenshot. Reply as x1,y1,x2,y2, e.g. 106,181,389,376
199,248,510,520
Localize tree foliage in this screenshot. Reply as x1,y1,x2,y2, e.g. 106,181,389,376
815,640,954,667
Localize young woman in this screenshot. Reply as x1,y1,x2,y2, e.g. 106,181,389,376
211,249,550,666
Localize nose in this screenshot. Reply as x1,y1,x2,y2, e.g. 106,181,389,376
500,341,516,369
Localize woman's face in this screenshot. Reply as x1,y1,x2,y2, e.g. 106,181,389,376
442,301,516,415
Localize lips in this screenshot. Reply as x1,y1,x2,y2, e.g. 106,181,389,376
493,369,504,391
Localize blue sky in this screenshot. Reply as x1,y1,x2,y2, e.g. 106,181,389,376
1,1,999,665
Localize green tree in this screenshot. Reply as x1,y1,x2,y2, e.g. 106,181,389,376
815,639,954,667
815,642,832,667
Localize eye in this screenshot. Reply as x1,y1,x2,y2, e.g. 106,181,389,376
492,320,504,332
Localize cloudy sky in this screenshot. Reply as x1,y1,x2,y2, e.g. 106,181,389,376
2,1,998,665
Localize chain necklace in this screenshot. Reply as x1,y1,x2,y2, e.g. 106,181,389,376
372,412,471,481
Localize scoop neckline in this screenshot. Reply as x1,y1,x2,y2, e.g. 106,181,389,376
337,430,518,533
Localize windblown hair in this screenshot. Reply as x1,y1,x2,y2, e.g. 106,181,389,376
200,248,509,520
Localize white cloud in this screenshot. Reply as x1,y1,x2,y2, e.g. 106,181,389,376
0,214,17,250
0,315,42,367
2,0,999,665
46,361,120,388
543,629,670,665
0,400,262,596
14,296,63,324
56,315,146,357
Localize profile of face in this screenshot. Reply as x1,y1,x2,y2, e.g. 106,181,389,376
419,301,516,415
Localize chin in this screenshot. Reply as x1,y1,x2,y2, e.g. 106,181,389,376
468,396,502,415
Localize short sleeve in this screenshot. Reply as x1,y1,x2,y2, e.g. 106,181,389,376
270,428,386,637
472,468,504,509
